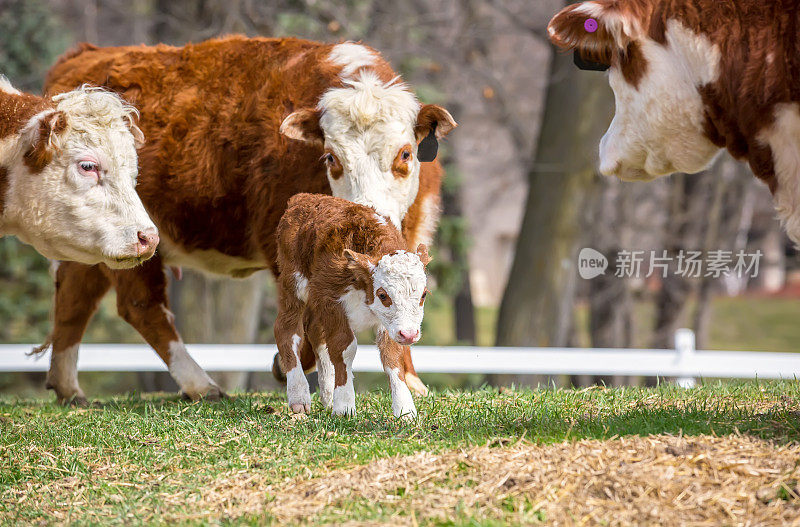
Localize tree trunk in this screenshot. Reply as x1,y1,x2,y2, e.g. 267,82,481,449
492,41,613,387
167,270,265,393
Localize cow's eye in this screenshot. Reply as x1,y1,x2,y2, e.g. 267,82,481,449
378,292,387,300
77,160,100,180
401,150,411,161
322,153,334,165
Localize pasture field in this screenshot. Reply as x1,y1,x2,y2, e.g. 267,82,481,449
1,381,800,525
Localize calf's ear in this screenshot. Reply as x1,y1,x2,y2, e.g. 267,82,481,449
280,108,324,145
415,244,432,267
21,110,68,171
414,104,457,143
547,0,644,65
343,249,375,293
344,249,373,273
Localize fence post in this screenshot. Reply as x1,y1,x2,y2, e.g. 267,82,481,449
675,328,697,388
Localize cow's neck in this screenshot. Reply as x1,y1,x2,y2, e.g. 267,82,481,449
0,165,7,224
0,89,49,141
753,102,800,244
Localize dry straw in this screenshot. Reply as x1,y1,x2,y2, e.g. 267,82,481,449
259,434,800,525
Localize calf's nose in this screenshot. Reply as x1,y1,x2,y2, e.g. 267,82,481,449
136,228,160,257
399,330,419,343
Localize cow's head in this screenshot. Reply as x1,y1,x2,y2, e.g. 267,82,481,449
280,71,456,227
4,84,158,268
548,0,723,181
344,244,430,346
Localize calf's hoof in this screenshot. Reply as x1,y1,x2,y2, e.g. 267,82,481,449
331,384,356,416
332,404,356,416
290,403,311,414
405,373,429,396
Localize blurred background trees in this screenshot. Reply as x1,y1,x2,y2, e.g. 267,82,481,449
1,0,795,396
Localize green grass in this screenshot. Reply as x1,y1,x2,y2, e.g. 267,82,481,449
2,380,799,525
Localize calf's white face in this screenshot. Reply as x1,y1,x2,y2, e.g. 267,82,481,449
280,50,456,227
549,1,723,181
3,86,158,268
345,244,430,345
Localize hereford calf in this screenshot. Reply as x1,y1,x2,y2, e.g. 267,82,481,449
549,0,800,242
276,194,429,418
0,76,157,266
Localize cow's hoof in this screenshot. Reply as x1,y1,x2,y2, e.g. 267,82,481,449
405,373,429,396
59,395,89,407
204,386,227,401
290,403,311,414
180,385,227,402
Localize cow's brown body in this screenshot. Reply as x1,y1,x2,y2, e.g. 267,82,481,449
43,36,439,401
549,0,800,196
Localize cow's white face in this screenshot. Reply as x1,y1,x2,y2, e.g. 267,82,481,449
3,86,158,268
549,1,723,181
280,70,455,228
345,245,430,346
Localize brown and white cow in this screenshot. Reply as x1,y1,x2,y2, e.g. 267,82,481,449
43,36,455,404
0,76,157,266
276,194,430,418
548,0,800,240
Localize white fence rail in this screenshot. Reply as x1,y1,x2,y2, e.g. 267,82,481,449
0,329,798,381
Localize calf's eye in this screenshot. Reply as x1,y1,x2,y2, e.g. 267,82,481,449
375,287,393,307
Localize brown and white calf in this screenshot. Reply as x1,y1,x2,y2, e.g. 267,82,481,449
43,36,454,403
0,76,157,266
549,0,800,242
276,194,429,418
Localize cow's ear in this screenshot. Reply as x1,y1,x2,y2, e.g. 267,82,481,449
22,110,68,150
21,110,68,171
414,104,457,143
280,108,324,145
547,0,644,65
124,115,145,149
415,243,432,267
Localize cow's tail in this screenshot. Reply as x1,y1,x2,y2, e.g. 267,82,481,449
28,335,53,358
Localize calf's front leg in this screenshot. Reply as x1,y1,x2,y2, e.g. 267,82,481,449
331,337,357,416
378,330,418,419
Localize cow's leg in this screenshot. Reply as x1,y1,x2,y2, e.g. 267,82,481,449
275,275,311,414
44,262,111,405
399,162,441,397
378,329,417,419
111,256,223,401
303,312,334,409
